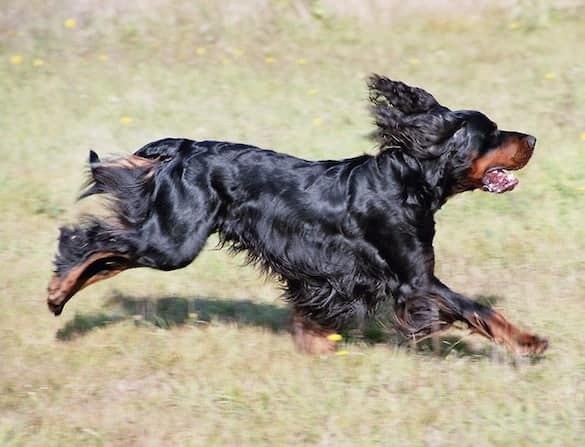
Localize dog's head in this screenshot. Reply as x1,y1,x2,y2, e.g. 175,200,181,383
368,75,536,196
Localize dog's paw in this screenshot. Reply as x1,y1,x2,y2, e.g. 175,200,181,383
514,333,549,355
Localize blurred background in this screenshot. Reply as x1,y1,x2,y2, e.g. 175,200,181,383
1,1,584,445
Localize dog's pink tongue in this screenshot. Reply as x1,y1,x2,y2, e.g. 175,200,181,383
482,169,519,193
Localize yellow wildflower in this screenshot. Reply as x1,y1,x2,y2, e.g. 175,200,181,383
579,132,585,141
327,333,342,342
195,47,207,56
296,58,308,65
508,22,521,30
307,88,319,96
312,117,323,126
64,18,77,29
98,53,109,62
408,57,420,65
120,116,133,125
10,55,23,65
335,350,349,356
544,72,556,80
264,56,276,64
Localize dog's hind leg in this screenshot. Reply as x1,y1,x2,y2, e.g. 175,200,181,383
47,214,215,316
47,220,140,315
47,149,218,315
291,309,337,355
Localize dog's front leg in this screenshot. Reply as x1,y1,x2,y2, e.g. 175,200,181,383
429,279,548,355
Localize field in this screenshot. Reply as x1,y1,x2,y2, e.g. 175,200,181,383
1,1,584,445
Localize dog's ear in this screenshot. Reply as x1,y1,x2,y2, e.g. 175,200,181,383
368,77,465,158
368,75,443,115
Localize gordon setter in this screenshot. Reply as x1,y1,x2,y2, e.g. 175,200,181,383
47,75,548,355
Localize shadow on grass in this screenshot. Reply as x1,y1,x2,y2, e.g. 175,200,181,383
351,321,492,358
357,295,505,358
56,313,126,340
56,293,290,341
56,293,510,359
413,335,491,358
408,295,503,358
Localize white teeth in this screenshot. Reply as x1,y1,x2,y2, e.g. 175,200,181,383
481,168,519,193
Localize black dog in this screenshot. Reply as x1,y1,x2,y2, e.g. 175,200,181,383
47,75,548,355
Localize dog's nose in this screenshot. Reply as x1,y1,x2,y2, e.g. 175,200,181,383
525,135,536,150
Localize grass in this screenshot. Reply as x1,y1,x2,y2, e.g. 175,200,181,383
1,1,585,445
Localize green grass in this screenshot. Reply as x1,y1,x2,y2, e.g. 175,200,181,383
1,2,585,445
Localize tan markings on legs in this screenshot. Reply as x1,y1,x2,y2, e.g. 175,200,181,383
468,310,548,355
291,310,336,355
47,252,132,315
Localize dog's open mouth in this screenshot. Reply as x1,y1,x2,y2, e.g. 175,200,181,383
482,168,519,193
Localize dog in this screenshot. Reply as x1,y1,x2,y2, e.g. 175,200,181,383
47,75,548,355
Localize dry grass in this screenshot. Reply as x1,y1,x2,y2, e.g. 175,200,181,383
1,2,585,446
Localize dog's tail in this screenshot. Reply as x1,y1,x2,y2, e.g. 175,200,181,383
79,138,194,226
79,139,178,228
79,148,164,228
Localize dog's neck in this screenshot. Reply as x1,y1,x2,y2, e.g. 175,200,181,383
375,150,455,212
